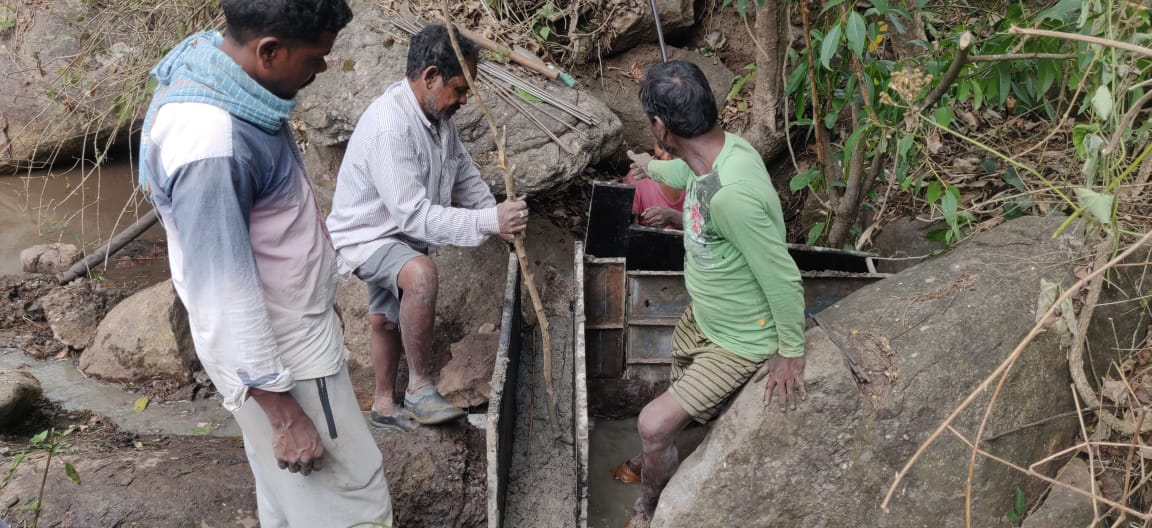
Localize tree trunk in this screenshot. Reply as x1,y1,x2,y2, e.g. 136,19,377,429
746,0,791,182
888,0,928,61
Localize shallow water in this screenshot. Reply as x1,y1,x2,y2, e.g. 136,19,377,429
587,416,709,527
0,162,168,283
0,348,239,437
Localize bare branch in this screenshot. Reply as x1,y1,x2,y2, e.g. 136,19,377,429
440,7,562,439
1010,26,1152,59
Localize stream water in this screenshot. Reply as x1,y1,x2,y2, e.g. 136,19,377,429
587,417,709,527
0,162,168,283
0,348,238,437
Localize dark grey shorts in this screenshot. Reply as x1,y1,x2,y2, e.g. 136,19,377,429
353,243,426,322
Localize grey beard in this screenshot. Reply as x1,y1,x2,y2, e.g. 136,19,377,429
422,95,446,124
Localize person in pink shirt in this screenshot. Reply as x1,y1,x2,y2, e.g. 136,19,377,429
624,145,684,229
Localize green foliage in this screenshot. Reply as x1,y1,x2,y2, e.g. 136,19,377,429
531,2,561,44
730,0,1151,247
727,64,757,101
1005,486,1026,523
3,428,81,527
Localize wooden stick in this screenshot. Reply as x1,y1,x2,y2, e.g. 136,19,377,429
453,25,576,87
440,8,562,440
56,209,159,284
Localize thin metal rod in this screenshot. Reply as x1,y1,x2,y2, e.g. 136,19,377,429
391,18,597,125
487,80,577,155
650,0,668,62
479,63,595,123
489,81,585,137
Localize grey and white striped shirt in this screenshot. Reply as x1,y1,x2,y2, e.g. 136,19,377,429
326,81,499,275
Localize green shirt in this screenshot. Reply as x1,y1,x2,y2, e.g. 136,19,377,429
647,133,805,361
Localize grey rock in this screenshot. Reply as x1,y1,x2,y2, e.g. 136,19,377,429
605,0,695,55
653,216,1085,527
1022,457,1095,528
79,280,198,384
20,243,80,275
0,3,153,172
437,331,499,408
867,217,945,273
296,0,622,196
37,282,118,350
588,45,735,154
0,371,42,427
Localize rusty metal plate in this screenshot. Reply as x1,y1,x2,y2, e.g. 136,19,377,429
586,329,625,379
584,260,627,329
625,324,675,364
626,273,689,321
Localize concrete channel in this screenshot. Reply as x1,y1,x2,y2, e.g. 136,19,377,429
486,183,889,527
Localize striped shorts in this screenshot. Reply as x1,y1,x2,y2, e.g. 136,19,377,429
669,306,764,423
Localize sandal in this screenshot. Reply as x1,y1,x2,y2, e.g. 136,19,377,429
369,410,419,432
611,461,641,484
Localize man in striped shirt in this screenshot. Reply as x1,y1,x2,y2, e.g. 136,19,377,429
326,24,528,430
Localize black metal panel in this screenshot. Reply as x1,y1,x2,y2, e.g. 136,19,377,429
787,244,874,274
626,226,684,271
494,260,522,525
584,183,635,259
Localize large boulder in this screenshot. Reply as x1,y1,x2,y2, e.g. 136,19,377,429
588,45,735,154
0,370,42,427
37,281,126,350
653,216,1085,527
20,243,80,275
80,279,198,385
604,0,695,55
296,0,622,196
0,3,193,172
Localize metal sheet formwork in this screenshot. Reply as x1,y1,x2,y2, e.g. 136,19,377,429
485,253,522,527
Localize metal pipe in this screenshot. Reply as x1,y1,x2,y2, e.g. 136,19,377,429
650,0,668,62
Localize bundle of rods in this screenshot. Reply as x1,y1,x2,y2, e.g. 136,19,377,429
390,17,598,129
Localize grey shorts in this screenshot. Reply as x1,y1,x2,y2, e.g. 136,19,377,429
353,243,426,322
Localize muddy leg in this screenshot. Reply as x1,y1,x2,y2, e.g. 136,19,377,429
369,315,402,416
634,391,693,519
395,256,438,394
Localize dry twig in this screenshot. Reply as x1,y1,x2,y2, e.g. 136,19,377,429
440,6,562,440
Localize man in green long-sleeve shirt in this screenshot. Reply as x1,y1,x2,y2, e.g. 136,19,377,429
616,60,807,528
